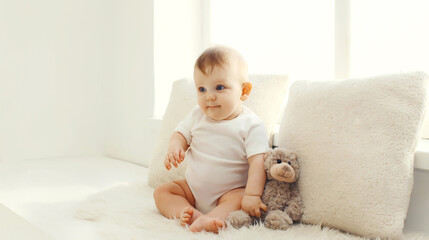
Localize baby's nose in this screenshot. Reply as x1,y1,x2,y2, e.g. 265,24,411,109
207,93,216,101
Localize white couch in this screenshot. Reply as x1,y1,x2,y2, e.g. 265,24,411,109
0,153,428,240
1,73,429,240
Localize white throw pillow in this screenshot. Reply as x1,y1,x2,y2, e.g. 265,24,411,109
278,72,428,239
148,75,289,188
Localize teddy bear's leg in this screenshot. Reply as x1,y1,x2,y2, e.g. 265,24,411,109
226,210,252,229
264,210,293,230
285,201,304,221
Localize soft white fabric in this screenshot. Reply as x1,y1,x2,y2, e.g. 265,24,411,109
176,106,268,214
2,155,428,240
75,182,429,240
148,75,289,188
278,72,428,239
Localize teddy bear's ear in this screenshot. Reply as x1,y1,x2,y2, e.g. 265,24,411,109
264,148,274,160
276,147,287,152
287,152,297,161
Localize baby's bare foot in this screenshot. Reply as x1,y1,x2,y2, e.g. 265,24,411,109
179,207,201,226
189,215,225,233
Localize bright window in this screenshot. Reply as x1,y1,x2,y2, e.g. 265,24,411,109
210,0,335,81
209,0,429,138
349,0,429,77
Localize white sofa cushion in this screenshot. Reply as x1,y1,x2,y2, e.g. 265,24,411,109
0,203,52,240
278,72,428,238
148,75,289,188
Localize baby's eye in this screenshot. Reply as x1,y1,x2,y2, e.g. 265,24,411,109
199,87,206,92
216,85,225,91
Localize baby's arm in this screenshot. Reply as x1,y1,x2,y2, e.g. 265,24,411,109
164,132,189,170
241,153,267,217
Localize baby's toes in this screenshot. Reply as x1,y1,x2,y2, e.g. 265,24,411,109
179,207,194,226
214,219,225,231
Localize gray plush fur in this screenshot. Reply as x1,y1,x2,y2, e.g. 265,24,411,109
227,147,304,230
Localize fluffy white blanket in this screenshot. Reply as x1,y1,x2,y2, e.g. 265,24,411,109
75,183,427,240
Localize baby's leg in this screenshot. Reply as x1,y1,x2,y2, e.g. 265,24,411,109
153,179,202,226
189,188,244,233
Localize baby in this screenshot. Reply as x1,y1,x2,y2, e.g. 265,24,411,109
153,46,269,233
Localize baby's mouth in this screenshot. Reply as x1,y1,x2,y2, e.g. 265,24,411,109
207,105,220,109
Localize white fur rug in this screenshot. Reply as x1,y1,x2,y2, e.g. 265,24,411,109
74,183,428,240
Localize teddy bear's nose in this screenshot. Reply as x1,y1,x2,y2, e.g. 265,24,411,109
277,159,282,164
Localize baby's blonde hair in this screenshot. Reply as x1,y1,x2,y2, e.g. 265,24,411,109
195,45,248,82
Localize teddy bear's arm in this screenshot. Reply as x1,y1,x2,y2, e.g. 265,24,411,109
262,182,287,212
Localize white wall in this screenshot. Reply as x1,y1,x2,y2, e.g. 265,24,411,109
153,0,206,117
0,0,204,166
103,0,205,166
102,0,157,165
0,0,113,161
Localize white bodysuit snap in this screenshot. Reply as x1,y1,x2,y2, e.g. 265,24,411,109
174,106,268,214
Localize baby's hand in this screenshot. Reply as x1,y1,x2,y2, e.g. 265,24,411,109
164,146,185,170
241,195,267,217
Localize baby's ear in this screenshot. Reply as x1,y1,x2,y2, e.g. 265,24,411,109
240,82,252,101
264,148,273,160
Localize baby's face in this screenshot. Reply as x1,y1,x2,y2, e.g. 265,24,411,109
194,63,244,121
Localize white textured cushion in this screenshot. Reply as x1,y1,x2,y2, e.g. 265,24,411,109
278,72,428,239
148,75,289,188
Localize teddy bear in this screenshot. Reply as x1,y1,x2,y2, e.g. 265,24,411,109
227,147,303,230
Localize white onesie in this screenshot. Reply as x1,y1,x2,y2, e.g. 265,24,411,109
174,105,268,214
